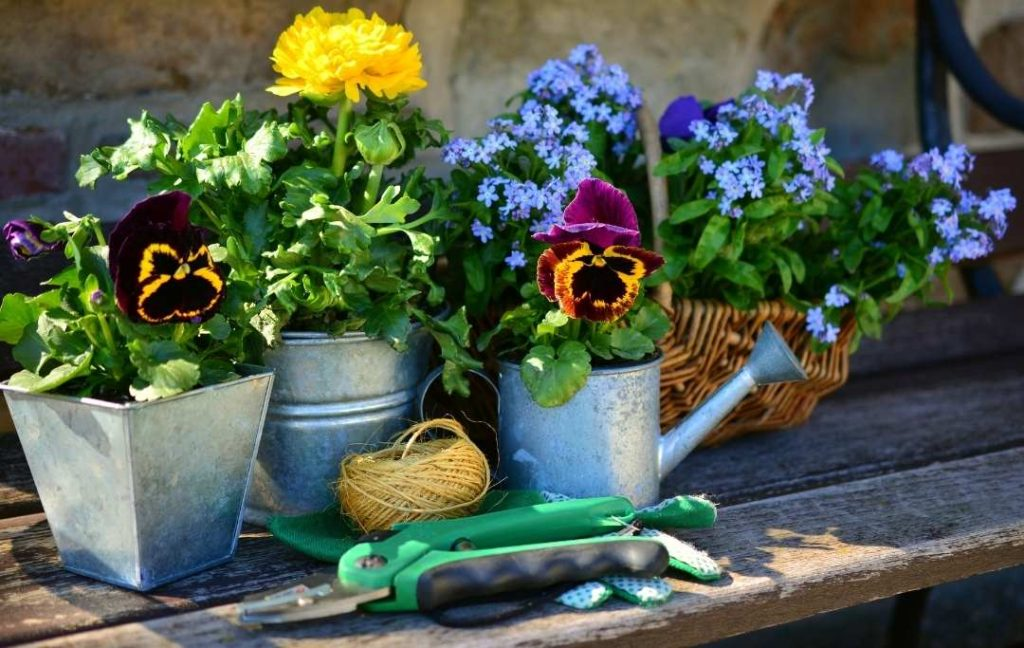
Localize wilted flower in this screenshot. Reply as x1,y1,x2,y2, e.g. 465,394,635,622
268,7,427,104
2,220,61,260
108,192,224,324
533,179,641,248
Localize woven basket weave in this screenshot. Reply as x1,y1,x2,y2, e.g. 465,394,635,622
636,107,854,446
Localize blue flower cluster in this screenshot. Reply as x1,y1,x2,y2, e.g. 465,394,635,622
690,70,836,215
443,44,642,269
805,306,840,345
869,145,1016,267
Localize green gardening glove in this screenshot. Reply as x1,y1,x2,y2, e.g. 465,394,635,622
547,493,723,611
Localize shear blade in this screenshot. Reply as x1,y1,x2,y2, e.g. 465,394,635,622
238,573,391,624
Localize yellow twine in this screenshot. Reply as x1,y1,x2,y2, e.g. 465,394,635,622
337,418,491,533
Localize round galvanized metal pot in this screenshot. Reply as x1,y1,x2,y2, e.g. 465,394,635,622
1,369,275,591
245,328,432,523
497,354,663,506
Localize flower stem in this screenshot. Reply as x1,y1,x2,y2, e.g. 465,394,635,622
332,97,354,177
360,164,384,213
90,220,107,246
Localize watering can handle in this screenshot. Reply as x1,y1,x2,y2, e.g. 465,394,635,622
415,366,500,421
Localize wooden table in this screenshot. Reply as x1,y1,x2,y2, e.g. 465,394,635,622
2,296,1023,647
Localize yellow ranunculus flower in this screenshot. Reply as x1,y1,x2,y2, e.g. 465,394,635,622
268,7,428,104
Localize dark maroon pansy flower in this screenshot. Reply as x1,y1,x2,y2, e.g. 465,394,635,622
109,192,224,324
658,95,734,141
2,220,62,260
537,240,663,323
533,178,641,249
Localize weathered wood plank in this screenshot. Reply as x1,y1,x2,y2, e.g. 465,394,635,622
850,295,1024,376
667,351,1024,505
0,433,38,519
25,446,1024,648
1,351,1021,644
0,522,323,646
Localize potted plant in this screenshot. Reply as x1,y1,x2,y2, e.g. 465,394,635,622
0,193,273,590
651,70,1015,444
77,7,479,522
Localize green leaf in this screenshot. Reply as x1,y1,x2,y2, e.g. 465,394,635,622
629,300,671,340
463,251,486,293
181,99,233,159
108,113,166,178
709,258,764,294
653,150,698,177
362,185,420,224
779,248,806,283
319,208,375,253
609,328,655,360
8,350,93,393
885,271,919,305
520,341,592,408
743,196,787,220
669,199,715,224
200,314,232,341
364,306,412,350
536,309,570,337
131,358,202,402
0,293,36,344
250,307,284,346
772,253,793,293
244,122,288,164
841,239,865,272
855,295,883,339
691,215,732,270
196,151,271,196
766,150,785,184
75,154,105,188
279,164,339,218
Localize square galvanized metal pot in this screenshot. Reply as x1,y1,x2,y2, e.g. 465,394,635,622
0,369,274,591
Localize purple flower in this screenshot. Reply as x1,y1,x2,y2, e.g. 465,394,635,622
505,247,527,269
870,149,904,173
533,178,640,248
805,306,826,337
659,96,704,140
824,285,850,308
471,219,494,243
2,220,62,260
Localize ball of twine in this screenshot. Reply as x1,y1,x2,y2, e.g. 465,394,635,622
337,418,491,533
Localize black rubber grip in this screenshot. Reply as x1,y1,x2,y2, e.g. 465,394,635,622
416,539,669,611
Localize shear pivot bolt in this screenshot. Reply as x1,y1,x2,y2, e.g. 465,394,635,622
356,555,388,569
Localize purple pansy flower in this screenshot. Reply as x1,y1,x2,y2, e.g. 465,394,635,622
532,178,641,248
659,95,734,141
2,220,62,260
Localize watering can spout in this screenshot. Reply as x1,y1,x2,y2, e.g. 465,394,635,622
658,322,808,480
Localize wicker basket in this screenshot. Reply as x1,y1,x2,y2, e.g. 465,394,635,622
636,107,855,446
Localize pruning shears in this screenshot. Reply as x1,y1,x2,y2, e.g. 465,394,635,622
238,496,668,623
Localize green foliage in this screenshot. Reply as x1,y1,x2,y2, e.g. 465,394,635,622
482,290,670,407
77,95,477,394
0,217,245,400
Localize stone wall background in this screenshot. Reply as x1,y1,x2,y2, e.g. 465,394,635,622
0,0,1021,225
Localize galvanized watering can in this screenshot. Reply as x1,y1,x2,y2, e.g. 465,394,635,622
495,323,808,505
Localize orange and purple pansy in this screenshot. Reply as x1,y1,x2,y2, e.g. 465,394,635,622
534,179,663,322
108,192,224,324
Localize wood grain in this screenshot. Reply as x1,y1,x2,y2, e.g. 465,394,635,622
0,523,324,646
667,351,1024,505
851,295,1024,376
0,433,38,519
24,447,1024,648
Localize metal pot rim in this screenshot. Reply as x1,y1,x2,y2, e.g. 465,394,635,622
0,367,274,411
498,350,664,377
279,323,423,345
